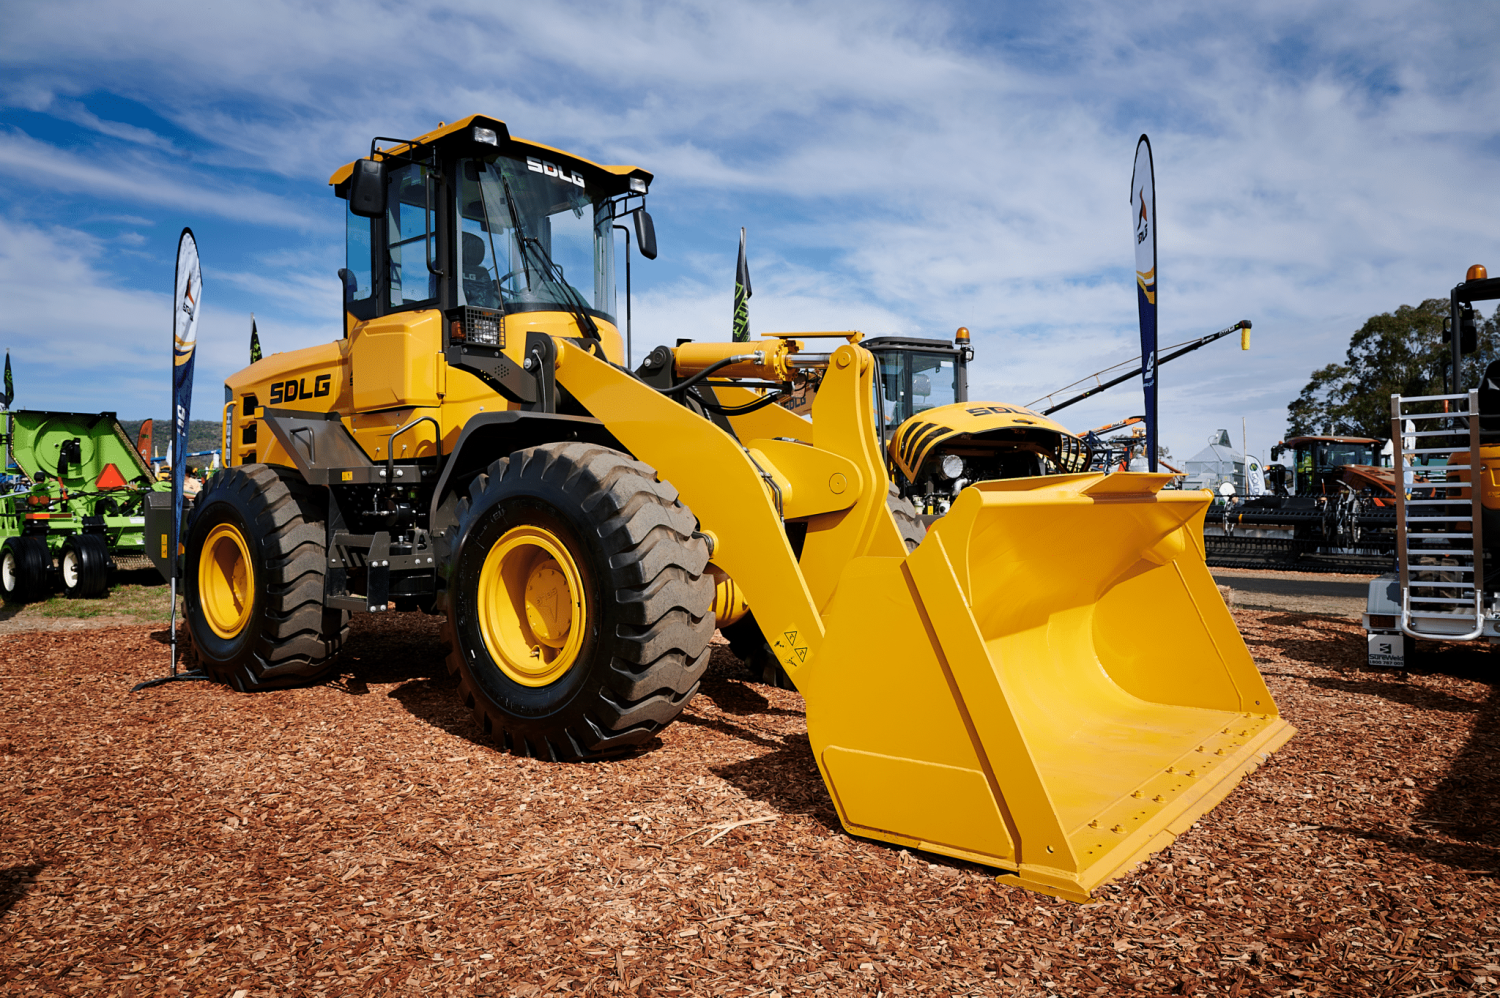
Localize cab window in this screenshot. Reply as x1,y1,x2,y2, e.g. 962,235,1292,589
386,161,438,309
345,209,375,321
878,351,959,425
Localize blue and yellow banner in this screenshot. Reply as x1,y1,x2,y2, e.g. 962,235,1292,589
171,228,201,563
1130,135,1158,473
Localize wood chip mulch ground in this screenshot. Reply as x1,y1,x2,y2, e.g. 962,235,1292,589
0,608,1497,997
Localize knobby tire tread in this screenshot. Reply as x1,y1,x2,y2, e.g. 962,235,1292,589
189,465,347,691
447,442,713,760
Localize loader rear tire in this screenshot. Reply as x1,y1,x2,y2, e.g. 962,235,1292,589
61,534,111,599
447,442,714,760
1,536,52,605
183,465,348,691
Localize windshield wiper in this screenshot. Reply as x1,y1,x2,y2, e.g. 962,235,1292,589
498,171,601,343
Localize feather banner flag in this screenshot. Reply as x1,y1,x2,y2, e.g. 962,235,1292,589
136,419,154,466
171,228,201,566
732,227,752,342
1130,135,1159,473
1,351,12,477
250,314,262,363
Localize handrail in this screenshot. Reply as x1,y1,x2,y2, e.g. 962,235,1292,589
1394,389,1486,641
221,401,236,468
385,415,441,482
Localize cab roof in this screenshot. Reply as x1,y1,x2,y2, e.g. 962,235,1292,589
328,114,652,194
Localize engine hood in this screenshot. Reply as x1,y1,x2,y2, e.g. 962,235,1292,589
890,402,1079,480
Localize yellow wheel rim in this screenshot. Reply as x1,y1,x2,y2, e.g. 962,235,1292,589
200,522,254,639
477,524,588,687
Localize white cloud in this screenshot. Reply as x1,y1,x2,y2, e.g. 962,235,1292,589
0,129,317,230
3,0,1499,462
0,217,338,418
49,99,178,152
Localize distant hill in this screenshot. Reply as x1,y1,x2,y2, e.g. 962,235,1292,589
116,419,225,459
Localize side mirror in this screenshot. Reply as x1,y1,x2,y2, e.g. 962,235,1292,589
349,158,387,218
1460,304,1479,355
633,208,657,260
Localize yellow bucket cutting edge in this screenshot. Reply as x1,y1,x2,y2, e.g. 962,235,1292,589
799,472,1295,902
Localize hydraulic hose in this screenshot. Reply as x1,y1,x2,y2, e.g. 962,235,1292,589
688,387,790,416
658,354,763,396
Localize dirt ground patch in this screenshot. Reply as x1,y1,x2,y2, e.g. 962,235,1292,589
1212,570,1376,620
0,609,1497,996
0,571,172,636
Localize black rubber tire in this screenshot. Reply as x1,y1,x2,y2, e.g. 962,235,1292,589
724,486,924,689
183,464,349,691
721,612,794,689
1,536,52,605
446,442,714,760
887,483,926,552
60,534,111,599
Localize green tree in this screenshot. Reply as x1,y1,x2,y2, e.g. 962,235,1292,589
1287,299,1500,440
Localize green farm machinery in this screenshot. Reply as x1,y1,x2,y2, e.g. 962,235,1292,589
0,410,162,603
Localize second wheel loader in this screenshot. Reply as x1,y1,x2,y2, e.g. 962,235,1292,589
169,114,1293,901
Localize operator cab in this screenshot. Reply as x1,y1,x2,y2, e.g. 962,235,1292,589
333,115,655,365
865,335,970,432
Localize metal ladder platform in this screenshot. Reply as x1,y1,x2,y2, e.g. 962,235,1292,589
1392,390,1486,640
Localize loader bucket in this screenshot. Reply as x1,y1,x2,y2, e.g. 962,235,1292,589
800,472,1294,901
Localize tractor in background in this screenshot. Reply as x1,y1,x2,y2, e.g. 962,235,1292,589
0,410,161,602
1202,434,1398,573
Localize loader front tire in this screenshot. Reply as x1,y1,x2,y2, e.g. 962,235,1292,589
447,442,714,760
183,465,348,690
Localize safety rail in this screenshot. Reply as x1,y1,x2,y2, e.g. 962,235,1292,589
1391,390,1485,640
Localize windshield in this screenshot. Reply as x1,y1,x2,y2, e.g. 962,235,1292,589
455,154,616,322
1315,443,1378,468
876,350,960,426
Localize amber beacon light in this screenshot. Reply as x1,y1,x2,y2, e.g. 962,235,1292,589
1468,264,1489,282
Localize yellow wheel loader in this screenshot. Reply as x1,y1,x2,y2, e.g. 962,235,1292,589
180,114,1293,901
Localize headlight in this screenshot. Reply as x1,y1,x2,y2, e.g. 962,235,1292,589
939,453,965,480
473,126,499,146
629,176,648,194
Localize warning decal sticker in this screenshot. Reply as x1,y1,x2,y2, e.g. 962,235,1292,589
772,624,812,671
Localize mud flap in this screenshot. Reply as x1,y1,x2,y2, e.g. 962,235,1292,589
800,473,1295,901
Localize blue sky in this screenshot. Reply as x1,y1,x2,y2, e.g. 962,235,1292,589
2,1,1498,465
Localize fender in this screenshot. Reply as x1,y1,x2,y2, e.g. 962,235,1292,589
426,411,624,535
